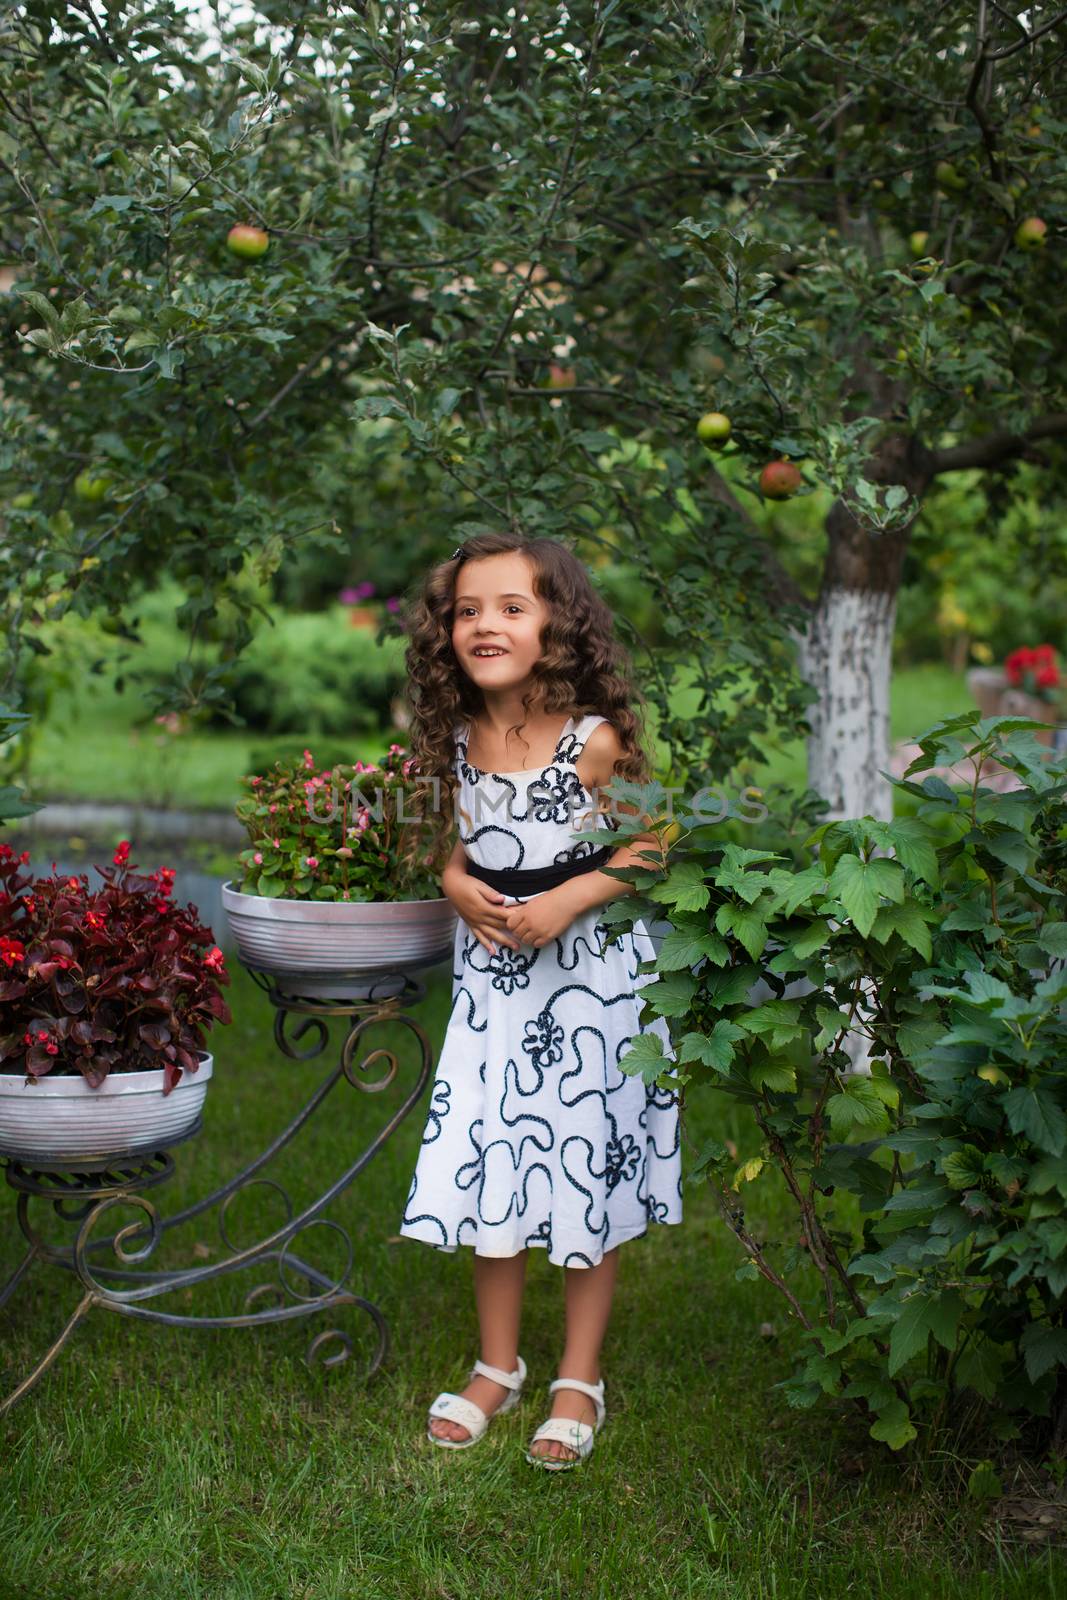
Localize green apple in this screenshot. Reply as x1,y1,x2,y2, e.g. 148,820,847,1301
696,411,732,446
908,230,930,257
10,491,35,509
935,159,966,192
1014,216,1047,250
73,469,112,502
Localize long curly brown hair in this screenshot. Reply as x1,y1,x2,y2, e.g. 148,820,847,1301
398,530,653,875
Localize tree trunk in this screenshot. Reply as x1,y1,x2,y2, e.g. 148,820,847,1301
795,434,933,1073
795,586,898,823
797,433,933,825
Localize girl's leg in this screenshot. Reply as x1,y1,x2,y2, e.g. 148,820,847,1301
429,1249,528,1442
528,1243,621,1463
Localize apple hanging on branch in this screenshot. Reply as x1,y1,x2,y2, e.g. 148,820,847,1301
696,411,732,447
226,224,270,260
74,468,113,502
1014,216,1047,251
758,459,802,500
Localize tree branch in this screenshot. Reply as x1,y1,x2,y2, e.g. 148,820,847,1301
929,414,1067,474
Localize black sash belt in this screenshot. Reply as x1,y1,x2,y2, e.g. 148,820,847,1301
464,844,615,897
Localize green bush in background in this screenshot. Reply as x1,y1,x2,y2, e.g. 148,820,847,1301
196,611,406,738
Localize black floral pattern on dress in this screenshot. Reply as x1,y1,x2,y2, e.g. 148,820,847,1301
487,945,534,995
604,1131,641,1192
522,1005,565,1073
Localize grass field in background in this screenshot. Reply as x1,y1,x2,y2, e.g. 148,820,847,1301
1,963,1061,1599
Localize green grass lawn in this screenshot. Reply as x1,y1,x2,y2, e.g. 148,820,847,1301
1,964,1062,1599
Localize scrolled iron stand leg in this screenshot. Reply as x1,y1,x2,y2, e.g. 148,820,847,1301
0,968,434,1417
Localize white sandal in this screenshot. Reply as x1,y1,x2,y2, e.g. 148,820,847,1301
426,1355,528,1450
524,1375,606,1471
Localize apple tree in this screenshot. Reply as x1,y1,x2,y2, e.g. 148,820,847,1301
0,1,1064,819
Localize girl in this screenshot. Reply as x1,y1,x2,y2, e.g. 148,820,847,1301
397,530,683,1470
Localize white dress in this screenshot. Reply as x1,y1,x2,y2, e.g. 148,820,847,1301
398,712,683,1268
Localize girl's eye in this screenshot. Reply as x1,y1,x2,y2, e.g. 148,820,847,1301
458,605,522,617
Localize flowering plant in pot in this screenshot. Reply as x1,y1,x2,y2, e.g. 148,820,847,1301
0,841,232,1162
222,743,456,1001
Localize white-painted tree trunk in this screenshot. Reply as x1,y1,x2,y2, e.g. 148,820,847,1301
793,586,898,826
793,586,899,1076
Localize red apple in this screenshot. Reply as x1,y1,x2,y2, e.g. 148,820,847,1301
547,363,576,389
226,224,270,260
759,460,802,500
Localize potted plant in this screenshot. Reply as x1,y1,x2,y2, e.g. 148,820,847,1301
0,841,232,1163
221,742,456,1002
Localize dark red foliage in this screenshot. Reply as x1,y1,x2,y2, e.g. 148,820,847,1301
0,841,232,1095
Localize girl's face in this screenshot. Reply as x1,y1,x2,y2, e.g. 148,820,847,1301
451,552,549,690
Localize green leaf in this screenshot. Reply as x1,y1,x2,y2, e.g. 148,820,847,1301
657,928,728,970
738,1000,806,1052
617,1032,666,1084
766,864,828,917
942,1145,986,1190
870,902,932,959
888,1292,963,1376
647,862,709,913
678,1021,745,1074
1038,922,1067,959
787,919,831,959
883,819,940,896
829,855,903,937
967,1461,1003,1500
703,965,759,1006
715,901,768,960
642,971,697,1017
827,1078,893,1137
869,1399,917,1450
1021,1323,1067,1383
1004,1086,1067,1155
750,1059,798,1093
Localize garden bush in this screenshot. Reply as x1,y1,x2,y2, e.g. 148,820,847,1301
598,712,1067,1454
199,610,406,737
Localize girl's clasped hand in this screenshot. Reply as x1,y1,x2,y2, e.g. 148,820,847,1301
443,873,580,954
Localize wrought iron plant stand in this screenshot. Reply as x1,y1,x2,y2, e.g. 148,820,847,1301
0,968,434,1416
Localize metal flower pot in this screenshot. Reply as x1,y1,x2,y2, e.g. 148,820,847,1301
0,1052,213,1164
220,882,457,1002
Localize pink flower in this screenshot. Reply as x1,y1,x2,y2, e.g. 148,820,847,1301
303,748,315,770
273,837,280,847
305,856,319,869
113,840,131,867
269,803,277,814
250,776,262,787
386,596,400,612
204,946,226,972
253,852,263,864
